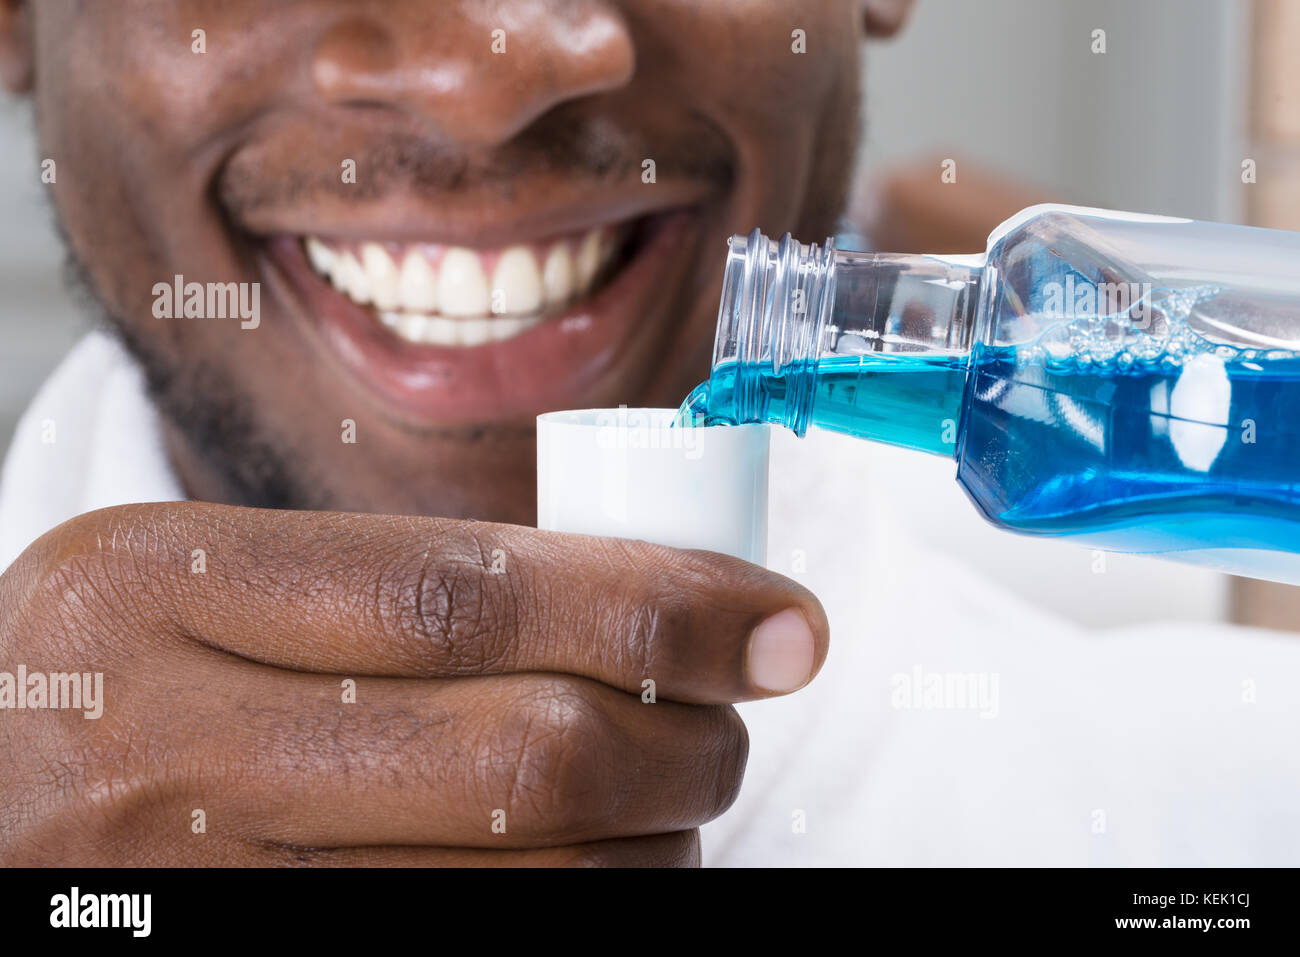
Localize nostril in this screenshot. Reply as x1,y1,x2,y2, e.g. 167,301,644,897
311,17,399,102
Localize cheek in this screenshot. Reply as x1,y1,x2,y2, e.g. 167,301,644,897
31,3,264,319
632,1,859,233
626,1,861,401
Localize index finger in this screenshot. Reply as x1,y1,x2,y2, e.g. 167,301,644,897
36,502,830,704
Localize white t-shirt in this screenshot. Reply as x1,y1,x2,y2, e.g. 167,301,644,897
4,332,1299,865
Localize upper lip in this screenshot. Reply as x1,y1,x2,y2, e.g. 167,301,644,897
232,180,711,249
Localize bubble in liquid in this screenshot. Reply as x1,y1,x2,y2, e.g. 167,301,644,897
1027,283,1292,373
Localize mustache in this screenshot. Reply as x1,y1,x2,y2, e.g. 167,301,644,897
218,108,734,218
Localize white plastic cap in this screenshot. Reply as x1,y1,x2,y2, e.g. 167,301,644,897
537,408,769,564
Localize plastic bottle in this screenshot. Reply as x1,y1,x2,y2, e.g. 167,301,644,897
679,205,1300,584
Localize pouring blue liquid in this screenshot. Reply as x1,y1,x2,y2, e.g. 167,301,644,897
677,207,1300,583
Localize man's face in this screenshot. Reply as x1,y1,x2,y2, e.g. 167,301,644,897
18,0,865,523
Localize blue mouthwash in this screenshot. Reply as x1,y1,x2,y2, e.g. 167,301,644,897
679,205,1300,585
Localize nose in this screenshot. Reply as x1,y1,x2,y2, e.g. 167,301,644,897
309,2,635,148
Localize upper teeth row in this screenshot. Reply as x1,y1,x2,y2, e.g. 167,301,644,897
305,229,616,319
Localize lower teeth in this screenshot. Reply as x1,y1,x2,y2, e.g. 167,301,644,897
378,311,543,347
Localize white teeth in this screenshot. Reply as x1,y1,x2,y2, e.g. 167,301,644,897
438,248,490,317
305,222,623,348
327,254,346,292
425,315,458,347
541,243,575,307
398,249,438,313
575,228,603,290
375,311,542,347
397,313,428,341
361,243,399,311
457,317,492,347
306,237,336,275
491,246,542,316
491,316,525,341
310,230,617,316
336,251,371,304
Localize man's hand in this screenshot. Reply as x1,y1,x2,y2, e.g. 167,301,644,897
0,502,827,866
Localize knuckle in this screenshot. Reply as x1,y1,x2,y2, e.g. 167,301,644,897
383,533,512,675
481,677,607,839
594,538,772,688
617,589,691,687
3,505,167,661
30,504,163,576
70,763,168,841
5,732,184,865
595,540,693,680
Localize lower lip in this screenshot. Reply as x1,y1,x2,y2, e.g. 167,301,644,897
265,211,696,423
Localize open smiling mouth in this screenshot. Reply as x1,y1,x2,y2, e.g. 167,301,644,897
266,207,697,423
301,221,636,347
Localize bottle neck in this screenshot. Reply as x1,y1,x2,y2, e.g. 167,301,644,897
710,230,838,435
711,230,983,442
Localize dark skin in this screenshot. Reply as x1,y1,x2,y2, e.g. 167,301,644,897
0,0,911,865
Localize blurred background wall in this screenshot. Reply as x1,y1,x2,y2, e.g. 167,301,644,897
1,0,1293,628
0,96,83,455
859,0,1249,225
